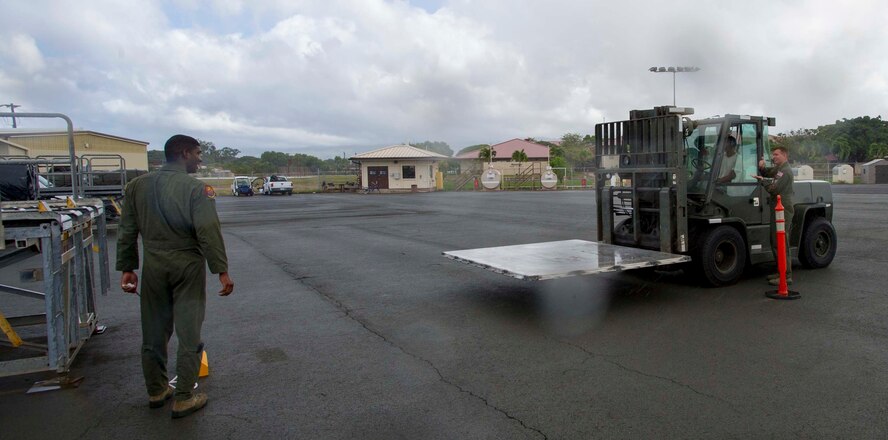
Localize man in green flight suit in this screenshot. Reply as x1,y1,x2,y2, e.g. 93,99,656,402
755,145,794,286
117,134,234,419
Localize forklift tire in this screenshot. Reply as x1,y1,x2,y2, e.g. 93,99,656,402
696,225,746,287
798,217,837,269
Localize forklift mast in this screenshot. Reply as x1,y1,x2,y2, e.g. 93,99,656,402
595,106,693,254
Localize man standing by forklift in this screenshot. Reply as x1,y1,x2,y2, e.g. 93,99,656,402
117,134,234,418
755,146,794,285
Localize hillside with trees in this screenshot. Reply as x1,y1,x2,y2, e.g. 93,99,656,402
148,139,355,175
774,116,888,163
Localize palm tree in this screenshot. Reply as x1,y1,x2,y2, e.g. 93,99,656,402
478,146,497,163
511,149,528,162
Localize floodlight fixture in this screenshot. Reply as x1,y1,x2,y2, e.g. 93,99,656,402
649,65,701,105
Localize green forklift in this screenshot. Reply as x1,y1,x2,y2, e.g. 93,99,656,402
444,106,837,287
596,106,837,286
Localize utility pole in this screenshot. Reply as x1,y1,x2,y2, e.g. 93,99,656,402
0,103,21,127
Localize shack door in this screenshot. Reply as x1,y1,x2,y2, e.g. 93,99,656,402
367,166,389,189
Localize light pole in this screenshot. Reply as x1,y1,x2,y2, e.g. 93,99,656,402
649,66,700,106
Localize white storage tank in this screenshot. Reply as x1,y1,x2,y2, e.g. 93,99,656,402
540,166,558,189
793,165,814,180
480,166,502,190
832,164,854,184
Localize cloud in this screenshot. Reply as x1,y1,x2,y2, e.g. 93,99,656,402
171,106,355,147
1,0,886,155
0,34,46,74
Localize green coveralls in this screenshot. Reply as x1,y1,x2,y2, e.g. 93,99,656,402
116,162,228,400
759,161,794,277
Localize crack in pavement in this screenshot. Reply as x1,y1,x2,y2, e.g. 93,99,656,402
75,414,103,439
551,337,742,415
227,231,548,440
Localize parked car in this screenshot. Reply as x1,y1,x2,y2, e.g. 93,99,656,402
230,175,254,196
258,175,293,195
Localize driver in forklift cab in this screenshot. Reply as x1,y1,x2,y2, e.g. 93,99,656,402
690,136,709,186
716,136,738,184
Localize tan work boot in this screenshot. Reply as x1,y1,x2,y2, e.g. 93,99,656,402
148,386,174,409
171,393,208,419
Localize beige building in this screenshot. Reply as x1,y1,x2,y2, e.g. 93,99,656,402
350,144,448,192
0,130,149,170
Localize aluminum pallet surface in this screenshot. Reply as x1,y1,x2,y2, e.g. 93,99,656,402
444,239,690,281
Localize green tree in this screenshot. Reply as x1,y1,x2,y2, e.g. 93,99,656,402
817,116,888,162
217,147,241,164
549,156,567,179
291,153,324,171
867,142,888,160
322,155,353,171
559,133,595,167
260,151,290,170
229,156,271,175
198,139,220,163
773,128,825,163
478,145,497,163
511,149,528,162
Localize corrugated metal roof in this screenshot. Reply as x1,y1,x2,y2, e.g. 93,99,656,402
0,129,149,145
454,138,550,160
350,144,449,160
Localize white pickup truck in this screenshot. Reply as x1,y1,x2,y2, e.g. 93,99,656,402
260,175,293,195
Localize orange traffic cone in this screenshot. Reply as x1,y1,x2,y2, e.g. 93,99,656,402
766,195,800,300
199,351,209,378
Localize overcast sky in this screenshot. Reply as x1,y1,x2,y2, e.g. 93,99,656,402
1,0,886,157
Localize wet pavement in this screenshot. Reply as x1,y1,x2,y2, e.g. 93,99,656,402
2,185,888,439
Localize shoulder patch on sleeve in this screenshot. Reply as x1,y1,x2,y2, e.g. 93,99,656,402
204,185,216,199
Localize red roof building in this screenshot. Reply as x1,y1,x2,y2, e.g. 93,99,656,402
454,138,550,160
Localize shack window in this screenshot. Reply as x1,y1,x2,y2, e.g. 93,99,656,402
402,165,416,179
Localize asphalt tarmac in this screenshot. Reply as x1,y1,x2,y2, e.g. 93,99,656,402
2,185,887,439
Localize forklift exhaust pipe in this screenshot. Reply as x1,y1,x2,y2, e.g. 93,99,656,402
766,195,800,300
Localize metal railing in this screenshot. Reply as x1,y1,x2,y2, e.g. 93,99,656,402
453,163,482,191
0,112,79,197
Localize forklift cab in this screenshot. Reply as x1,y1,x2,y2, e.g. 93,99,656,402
684,114,777,225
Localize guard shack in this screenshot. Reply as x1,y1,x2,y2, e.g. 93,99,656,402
861,159,888,184
832,164,854,184
832,165,854,184
794,165,814,180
